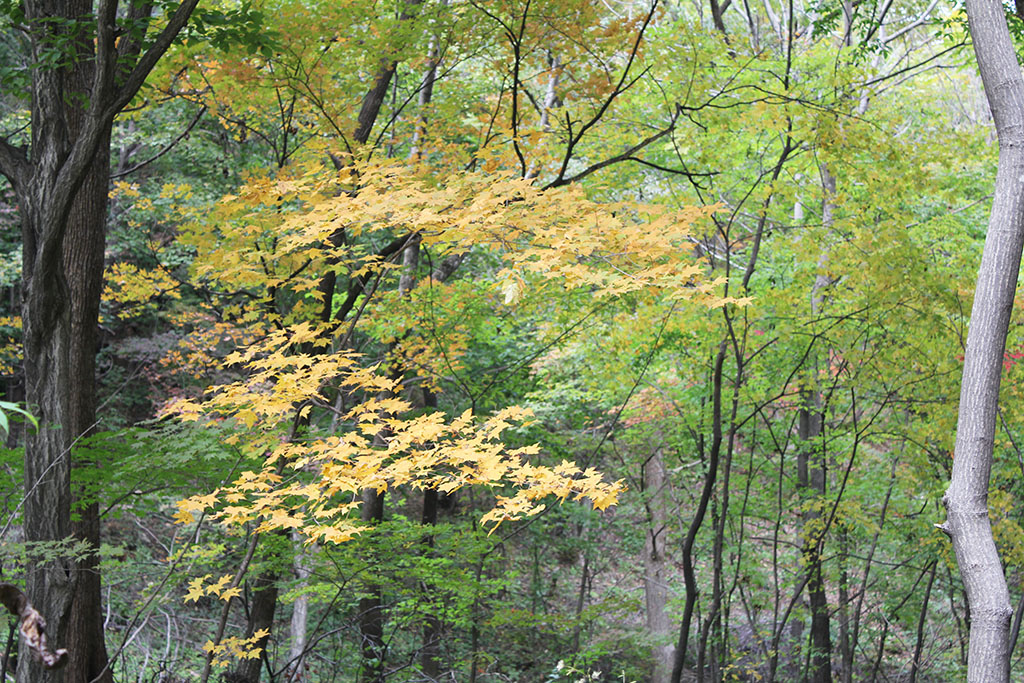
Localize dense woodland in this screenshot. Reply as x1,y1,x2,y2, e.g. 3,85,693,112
1,0,1023,681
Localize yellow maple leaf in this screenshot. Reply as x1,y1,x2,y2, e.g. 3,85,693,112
185,575,211,603
219,586,242,601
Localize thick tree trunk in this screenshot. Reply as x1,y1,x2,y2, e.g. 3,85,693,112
19,202,74,683
17,42,86,679
940,3,1024,682
0,1,200,676
63,129,113,683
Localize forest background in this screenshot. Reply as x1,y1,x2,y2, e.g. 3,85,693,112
0,0,1014,681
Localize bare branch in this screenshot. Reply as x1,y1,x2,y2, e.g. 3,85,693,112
111,105,207,179
544,115,676,189
107,0,201,118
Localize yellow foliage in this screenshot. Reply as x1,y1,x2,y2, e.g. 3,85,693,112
168,321,625,540
182,160,743,324
202,629,269,668
182,573,244,605
102,262,181,321
167,160,743,553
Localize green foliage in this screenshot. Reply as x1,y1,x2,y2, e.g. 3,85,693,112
0,0,1007,680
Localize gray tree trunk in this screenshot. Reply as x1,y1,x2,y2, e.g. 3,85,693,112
940,1,1024,681
643,450,674,683
286,531,311,681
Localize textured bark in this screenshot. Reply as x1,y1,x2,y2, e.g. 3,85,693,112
62,133,113,683
63,42,114,678
18,14,89,673
643,451,673,683
940,2,1024,681
18,226,73,683
0,3,200,681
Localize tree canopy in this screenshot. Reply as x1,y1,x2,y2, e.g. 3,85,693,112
0,0,1019,681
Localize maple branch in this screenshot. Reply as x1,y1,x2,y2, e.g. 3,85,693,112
621,156,717,179
0,583,67,669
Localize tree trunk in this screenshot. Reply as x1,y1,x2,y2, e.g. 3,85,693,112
0,3,198,681
797,394,830,683
643,450,673,683
19,201,74,683
285,531,311,682
232,573,279,683
940,2,1024,681
357,489,386,683
671,343,726,683
63,115,113,683
420,484,443,681
796,166,835,683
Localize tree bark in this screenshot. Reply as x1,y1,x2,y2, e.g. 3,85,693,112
62,130,113,683
940,2,1024,682
0,3,200,681
63,23,114,673
937,1,1024,679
